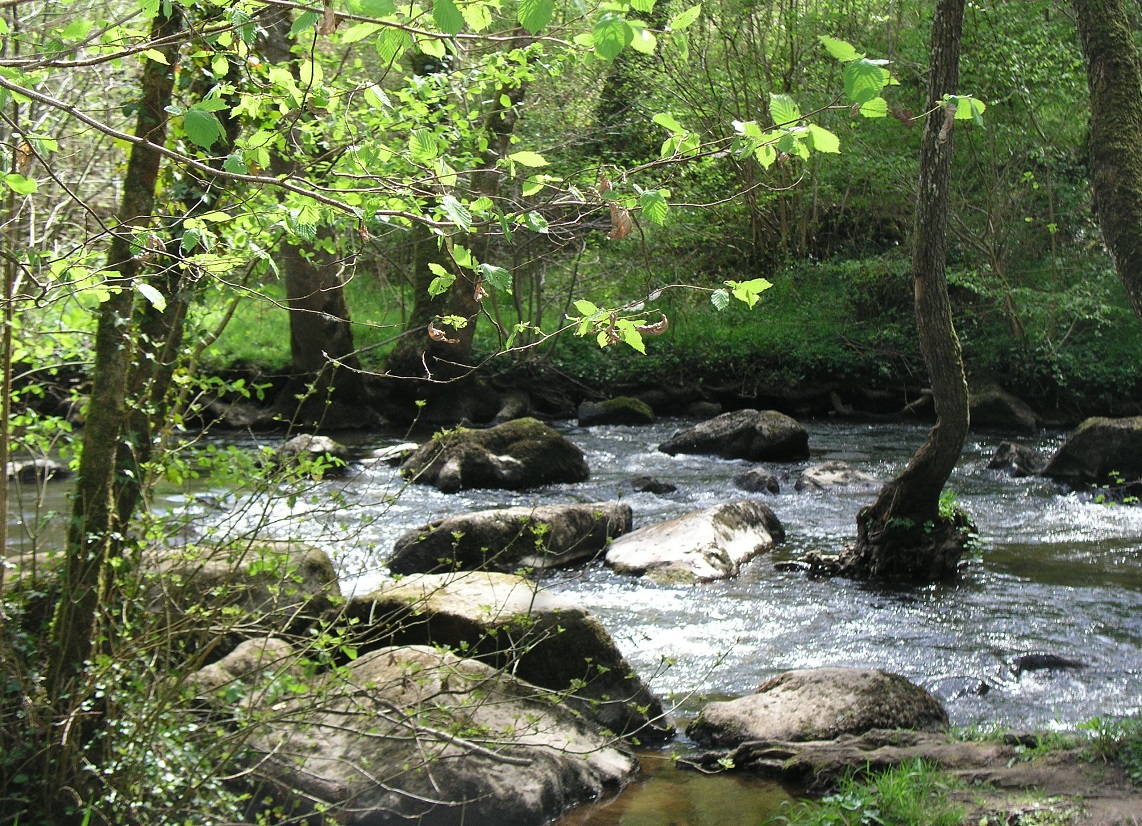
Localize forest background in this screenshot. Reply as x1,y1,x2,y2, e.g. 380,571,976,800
1,0,1141,822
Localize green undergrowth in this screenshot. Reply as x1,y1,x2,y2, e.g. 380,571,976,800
773,759,964,826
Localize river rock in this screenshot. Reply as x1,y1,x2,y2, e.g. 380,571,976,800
686,667,948,748
364,441,418,466
734,468,780,494
401,418,589,492
604,500,784,583
238,645,638,826
577,396,655,427
630,476,677,494
1042,416,1142,485
988,441,1045,477
277,434,350,476
658,409,809,461
795,460,880,491
345,572,672,740
6,458,72,483
145,541,341,654
970,384,1040,433
388,502,633,575
190,636,301,697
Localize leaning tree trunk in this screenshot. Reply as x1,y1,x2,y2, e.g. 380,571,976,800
837,0,970,582
1072,0,1142,326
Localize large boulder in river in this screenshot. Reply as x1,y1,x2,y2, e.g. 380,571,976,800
345,572,672,740
577,396,655,427
1042,416,1142,485
277,434,350,476
970,384,1040,433
686,667,948,748
209,643,637,826
401,418,589,492
604,500,784,583
146,541,341,653
388,502,633,575
658,409,809,461
988,441,1045,478
795,460,880,491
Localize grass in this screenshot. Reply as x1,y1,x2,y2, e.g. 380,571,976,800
772,759,964,826
1078,715,1142,785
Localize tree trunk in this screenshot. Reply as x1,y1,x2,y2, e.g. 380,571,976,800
1072,0,1142,326
837,0,970,582
260,10,366,426
44,9,181,802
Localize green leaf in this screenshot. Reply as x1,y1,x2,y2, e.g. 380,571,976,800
653,112,686,134
517,0,554,33
843,59,890,104
628,25,656,54
441,194,471,231
726,277,773,309
615,320,646,354
818,35,861,63
807,124,840,153
223,153,249,174
710,288,729,311
631,0,656,12
136,282,167,313
184,107,225,149
594,14,632,61
359,0,396,15
408,129,439,163
508,150,548,167
522,176,545,197
289,10,320,37
376,28,413,65
669,4,701,30
461,2,492,31
573,299,600,317
3,173,36,195
949,95,986,123
433,0,464,35
340,22,381,43
479,263,512,293
859,96,888,118
769,93,801,126
754,143,776,169
639,190,669,225
142,48,169,64
672,30,689,61
428,272,455,296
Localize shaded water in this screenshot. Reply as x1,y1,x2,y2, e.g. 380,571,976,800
53,419,1142,825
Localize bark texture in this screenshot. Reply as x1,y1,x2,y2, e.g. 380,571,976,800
838,0,970,581
48,9,182,701
1072,0,1142,325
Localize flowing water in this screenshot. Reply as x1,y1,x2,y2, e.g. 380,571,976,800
22,418,1140,824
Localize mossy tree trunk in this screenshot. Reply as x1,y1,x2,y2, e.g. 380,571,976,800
838,0,970,582
1072,0,1142,326
45,5,182,790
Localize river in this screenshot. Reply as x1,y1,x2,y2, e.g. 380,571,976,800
159,418,1142,823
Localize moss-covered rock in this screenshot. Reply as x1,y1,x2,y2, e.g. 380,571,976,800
577,396,655,426
344,572,672,740
389,501,632,575
401,418,590,492
658,410,809,461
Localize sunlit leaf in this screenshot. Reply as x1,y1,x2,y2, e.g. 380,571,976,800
843,58,890,104
3,173,36,195
433,0,464,35
441,194,471,231
769,93,801,126
479,263,512,293
594,14,632,61
518,0,554,33
653,112,686,134
818,35,861,62
669,4,701,30
184,107,225,148
639,190,669,225
376,28,413,65
289,10,320,37
136,282,167,313
807,124,840,153
508,150,548,167
340,22,381,43
859,96,888,118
